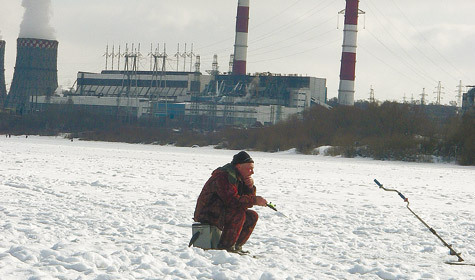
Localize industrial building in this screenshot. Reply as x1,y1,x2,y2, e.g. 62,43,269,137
33,69,327,127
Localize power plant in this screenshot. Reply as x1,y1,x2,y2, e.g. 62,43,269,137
4,38,58,114
2,0,420,127
1,0,470,126
17,0,328,127
0,40,6,105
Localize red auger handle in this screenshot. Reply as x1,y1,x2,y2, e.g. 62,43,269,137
397,191,408,201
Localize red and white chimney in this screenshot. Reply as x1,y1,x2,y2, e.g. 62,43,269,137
338,0,360,106
232,0,250,76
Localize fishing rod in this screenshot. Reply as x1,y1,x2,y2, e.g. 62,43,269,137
266,202,288,218
374,179,465,264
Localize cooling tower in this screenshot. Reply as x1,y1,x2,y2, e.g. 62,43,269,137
5,38,58,113
0,40,6,106
232,0,250,76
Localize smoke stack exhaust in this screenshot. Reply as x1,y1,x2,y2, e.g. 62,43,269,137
338,0,360,106
0,40,6,106
232,0,250,76
5,38,58,113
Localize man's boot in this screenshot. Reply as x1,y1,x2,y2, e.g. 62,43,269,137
234,244,249,254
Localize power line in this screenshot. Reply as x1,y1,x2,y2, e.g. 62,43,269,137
364,29,437,85
249,0,335,45
359,44,426,87
249,28,336,57
249,37,339,64
251,0,305,30
366,0,466,84
363,1,439,85
249,17,336,54
388,0,473,84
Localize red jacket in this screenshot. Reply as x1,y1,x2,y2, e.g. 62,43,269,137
193,163,256,230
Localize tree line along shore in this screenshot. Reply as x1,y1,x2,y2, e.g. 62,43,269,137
1,101,473,166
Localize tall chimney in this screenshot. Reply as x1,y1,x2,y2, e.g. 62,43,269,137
338,0,360,106
5,38,58,113
0,40,6,106
232,0,250,76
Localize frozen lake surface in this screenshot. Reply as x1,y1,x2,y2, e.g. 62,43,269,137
0,136,474,279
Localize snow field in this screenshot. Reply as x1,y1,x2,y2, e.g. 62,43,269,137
0,136,474,279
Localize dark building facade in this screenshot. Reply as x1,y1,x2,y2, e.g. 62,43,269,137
462,87,475,115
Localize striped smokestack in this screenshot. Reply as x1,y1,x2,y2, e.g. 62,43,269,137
5,38,58,113
232,0,250,76
338,0,360,106
0,40,6,106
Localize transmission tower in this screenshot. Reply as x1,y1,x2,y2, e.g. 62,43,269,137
369,85,375,103
181,43,187,71
188,43,195,72
111,45,116,70
455,80,464,107
103,44,109,70
420,88,428,105
119,43,139,98
149,44,167,99
123,43,140,121
174,43,180,71
148,43,154,71
116,45,121,71
137,43,142,71
433,81,444,105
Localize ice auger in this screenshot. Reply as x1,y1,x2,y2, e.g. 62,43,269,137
373,179,471,265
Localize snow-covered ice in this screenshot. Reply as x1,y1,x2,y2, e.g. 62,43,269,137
0,136,474,279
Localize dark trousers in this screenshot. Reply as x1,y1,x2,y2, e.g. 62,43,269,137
218,209,258,249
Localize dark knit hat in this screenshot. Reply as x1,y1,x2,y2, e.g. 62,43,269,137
231,151,254,165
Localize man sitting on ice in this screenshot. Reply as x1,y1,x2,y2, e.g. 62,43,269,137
193,151,267,253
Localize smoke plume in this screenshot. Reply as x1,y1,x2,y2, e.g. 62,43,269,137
19,0,56,40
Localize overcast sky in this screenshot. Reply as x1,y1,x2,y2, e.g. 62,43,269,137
1,0,474,105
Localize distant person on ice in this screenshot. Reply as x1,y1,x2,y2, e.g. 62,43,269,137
193,151,267,253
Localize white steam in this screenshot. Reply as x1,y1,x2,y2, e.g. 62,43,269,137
19,0,56,40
